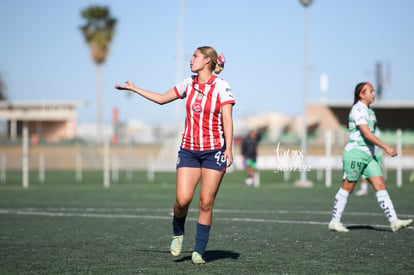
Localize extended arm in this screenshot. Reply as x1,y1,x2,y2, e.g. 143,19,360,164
115,80,178,105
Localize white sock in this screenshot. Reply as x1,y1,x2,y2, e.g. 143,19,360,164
376,190,398,223
331,188,349,222
360,181,368,191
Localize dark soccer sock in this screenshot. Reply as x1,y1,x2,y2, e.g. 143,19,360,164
194,223,211,256
172,215,186,236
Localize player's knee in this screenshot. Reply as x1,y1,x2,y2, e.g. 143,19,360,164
175,197,191,210
198,198,213,213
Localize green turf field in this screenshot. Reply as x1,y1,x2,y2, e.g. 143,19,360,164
1,169,413,274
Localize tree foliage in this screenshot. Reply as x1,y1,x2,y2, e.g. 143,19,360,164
80,6,117,64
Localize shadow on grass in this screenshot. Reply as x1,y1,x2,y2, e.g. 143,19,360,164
347,225,389,232
173,250,240,263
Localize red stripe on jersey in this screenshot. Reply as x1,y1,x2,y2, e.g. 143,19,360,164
210,98,221,148
182,85,197,150
221,100,235,106
202,83,215,150
174,87,182,99
192,88,201,150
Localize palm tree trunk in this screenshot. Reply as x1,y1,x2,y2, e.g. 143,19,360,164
96,63,102,142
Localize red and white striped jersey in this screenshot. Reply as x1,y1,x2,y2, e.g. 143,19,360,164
174,75,235,151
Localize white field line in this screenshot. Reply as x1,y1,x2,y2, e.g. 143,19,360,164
0,208,171,220
0,207,411,217
0,208,412,231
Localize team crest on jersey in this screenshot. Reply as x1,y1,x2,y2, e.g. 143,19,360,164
192,102,202,114
352,169,357,178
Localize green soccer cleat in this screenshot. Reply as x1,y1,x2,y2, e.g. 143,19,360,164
328,220,349,232
391,219,413,232
170,235,183,256
192,252,206,265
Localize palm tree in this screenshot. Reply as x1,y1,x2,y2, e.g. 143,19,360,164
80,6,117,141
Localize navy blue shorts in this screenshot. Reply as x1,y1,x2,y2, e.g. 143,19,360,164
176,147,227,172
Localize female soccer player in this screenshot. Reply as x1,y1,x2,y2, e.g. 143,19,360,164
116,46,235,264
241,129,261,187
328,82,412,232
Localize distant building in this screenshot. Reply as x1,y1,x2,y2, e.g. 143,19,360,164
0,101,84,142
307,100,414,144
235,112,292,143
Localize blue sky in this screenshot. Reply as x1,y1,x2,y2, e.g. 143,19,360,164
1,0,414,125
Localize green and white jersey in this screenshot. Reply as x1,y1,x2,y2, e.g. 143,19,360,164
344,101,376,156
374,127,383,157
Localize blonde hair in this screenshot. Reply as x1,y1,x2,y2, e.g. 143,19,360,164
197,46,224,74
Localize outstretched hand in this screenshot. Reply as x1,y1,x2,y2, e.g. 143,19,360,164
115,81,136,91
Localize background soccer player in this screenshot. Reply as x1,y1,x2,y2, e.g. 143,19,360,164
241,129,261,187
328,82,412,233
